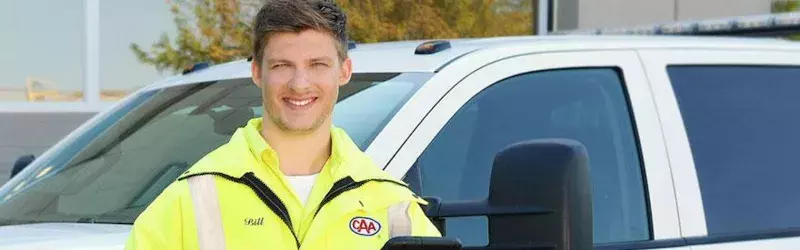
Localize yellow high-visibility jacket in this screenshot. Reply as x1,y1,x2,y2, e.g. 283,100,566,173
124,118,441,250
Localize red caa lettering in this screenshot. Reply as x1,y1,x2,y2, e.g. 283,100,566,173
349,217,381,236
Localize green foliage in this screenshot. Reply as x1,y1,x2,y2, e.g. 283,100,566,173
337,0,533,43
131,0,534,73
771,0,800,41
130,0,260,74
772,0,799,12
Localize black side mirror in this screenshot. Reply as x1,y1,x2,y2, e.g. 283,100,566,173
11,154,36,179
381,236,462,250
425,138,593,250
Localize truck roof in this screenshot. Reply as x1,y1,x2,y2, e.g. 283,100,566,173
145,35,800,91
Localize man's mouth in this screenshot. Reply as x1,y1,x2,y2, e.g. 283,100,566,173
283,97,317,109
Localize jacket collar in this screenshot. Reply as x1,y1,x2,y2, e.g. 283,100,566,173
178,117,395,183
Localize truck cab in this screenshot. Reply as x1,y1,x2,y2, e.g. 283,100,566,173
2,35,800,249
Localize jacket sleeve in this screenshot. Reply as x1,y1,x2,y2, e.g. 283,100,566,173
408,201,443,237
125,183,187,250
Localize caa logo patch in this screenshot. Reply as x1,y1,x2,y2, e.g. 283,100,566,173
350,217,381,236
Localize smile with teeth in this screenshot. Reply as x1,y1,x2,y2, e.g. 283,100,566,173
284,97,316,107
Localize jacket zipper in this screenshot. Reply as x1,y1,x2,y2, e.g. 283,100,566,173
180,172,301,248
312,177,410,217
240,173,301,248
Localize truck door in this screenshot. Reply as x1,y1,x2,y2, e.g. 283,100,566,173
385,50,686,249
639,48,800,249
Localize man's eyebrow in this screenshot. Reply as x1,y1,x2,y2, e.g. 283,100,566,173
266,59,290,65
310,57,333,62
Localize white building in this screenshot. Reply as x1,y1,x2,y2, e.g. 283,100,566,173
551,0,774,31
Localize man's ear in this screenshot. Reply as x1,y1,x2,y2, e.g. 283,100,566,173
338,57,353,87
251,60,263,88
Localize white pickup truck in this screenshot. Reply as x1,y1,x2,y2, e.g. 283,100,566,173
2,34,800,249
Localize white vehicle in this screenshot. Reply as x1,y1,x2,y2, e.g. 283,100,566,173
2,33,800,249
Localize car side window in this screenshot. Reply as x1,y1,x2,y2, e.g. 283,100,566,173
405,68,650,245
667,65,800,236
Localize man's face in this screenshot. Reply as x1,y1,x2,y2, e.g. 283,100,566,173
252,29,352,135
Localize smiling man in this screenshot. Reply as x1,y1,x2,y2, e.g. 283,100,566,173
124,0,440,249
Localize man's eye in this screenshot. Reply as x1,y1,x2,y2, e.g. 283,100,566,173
313,62,328,67
272,64,286,69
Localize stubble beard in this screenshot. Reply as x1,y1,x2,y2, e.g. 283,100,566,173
266,97,334,135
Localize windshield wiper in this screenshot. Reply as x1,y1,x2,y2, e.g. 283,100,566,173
75,205,144,225
0,218,87,226
0,218,39,226
75,217,133,225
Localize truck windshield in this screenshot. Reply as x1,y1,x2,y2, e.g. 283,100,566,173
0,72,431,226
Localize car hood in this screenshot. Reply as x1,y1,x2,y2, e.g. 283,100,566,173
0,223,130,249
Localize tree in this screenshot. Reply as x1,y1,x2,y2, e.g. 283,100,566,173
772,0,799,13
336,0,533,43
771,0,800,41
130,0,261,74
131,0,534,74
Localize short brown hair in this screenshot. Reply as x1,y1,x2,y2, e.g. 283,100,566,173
251,0,348,65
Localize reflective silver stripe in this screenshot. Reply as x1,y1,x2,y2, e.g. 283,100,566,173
188,175,226,250
387,200,412,237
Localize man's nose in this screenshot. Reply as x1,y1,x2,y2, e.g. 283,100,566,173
289,67,312,91
288,68,312,91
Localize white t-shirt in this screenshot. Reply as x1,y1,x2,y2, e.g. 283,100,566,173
285,173,318,206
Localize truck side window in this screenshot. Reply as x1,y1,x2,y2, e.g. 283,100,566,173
667,66,800,236
407,68,650,245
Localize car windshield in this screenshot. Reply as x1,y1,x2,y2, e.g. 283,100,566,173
0,72,431,226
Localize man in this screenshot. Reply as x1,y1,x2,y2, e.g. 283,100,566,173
124,0,441,249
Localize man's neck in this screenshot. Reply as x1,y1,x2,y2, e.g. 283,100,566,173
261,122,332,176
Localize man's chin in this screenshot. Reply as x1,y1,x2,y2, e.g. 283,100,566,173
283,127,316,135
265,112,328,135
278,122,324,135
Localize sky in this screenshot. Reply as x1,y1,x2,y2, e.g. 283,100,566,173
0,0,178,92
